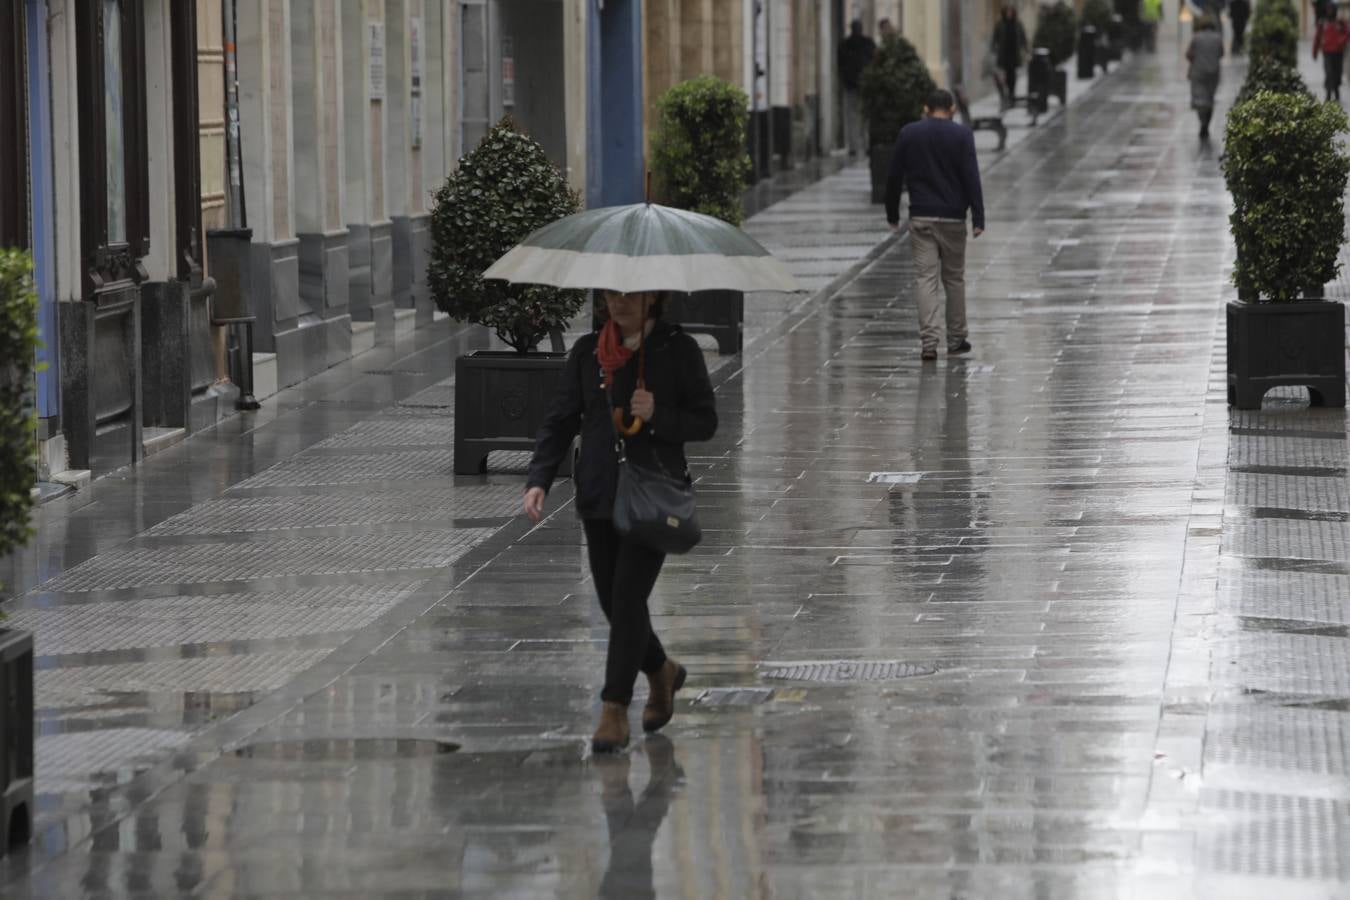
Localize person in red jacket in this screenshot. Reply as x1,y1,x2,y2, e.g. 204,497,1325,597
1314,11,1350,101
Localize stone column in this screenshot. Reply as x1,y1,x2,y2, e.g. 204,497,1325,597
293,0,352,370
563,0,587,195
351,0,396,338
237,0,301,383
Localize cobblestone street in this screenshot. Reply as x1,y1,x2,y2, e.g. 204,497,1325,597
3,39,1350,899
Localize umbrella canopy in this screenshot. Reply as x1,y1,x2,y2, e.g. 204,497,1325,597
482,202,803,294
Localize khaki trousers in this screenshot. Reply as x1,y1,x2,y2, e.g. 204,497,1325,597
909,218,969,352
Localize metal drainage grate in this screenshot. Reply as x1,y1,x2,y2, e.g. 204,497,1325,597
760,660,938,682
364,369,431,377
233,738,460,761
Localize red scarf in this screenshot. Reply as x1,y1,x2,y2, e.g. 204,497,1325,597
596,320,635,386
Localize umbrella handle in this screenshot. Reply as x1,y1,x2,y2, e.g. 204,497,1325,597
613,408,644,437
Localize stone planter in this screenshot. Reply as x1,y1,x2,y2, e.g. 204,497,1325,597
664,291,744,356
1227,300,1346,409
454,351,573,475
0,628,33,856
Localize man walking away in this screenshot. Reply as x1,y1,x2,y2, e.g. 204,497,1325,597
1229,0,1250,53
884,89,985,362
838,20,876,157
1314,10,1350,101
1187,15,1224,139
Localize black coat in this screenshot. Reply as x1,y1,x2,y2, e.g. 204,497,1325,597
526,322,718,519
838,34,877,90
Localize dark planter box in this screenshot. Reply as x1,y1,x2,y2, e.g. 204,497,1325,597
1227,300,1346,409
665,291,744,356
869,144,890,205
454,351,573,475
0,628,33,856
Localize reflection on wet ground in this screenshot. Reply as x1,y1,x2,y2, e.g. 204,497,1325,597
1,40,1349,899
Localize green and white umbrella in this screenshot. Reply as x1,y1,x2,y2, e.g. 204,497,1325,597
482,202,803,294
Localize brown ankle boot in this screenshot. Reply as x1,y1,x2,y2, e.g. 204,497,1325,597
642,659,687,733
592,702,630,753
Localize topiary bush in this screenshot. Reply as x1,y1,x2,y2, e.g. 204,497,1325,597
1034,1,1078,67
1249,10,1298,67
650,75,752,226
1235,56,1310,105
0,249,38,601
860,33,938,150
428,118,585,353
1254,0,1298,27
1080,0,1113,33
1222,90,1350,301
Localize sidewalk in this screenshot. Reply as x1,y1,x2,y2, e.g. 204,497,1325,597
3,41,1348,899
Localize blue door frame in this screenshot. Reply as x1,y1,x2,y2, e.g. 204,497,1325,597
586,0,644,208
27,0,57,421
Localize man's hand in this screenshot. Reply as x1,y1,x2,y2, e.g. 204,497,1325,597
630,388,655,422
973,227,985,238
523,487,546,522
888,222,900,233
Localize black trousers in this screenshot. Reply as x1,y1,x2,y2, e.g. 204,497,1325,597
583,518,668,705
1325,52,1345,100
1001,64,1019,105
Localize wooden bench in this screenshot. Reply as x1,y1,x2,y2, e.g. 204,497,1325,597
954,87,1008,150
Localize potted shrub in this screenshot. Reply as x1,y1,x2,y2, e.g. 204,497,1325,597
860,34,937,204
1235,56,1310,105
0,248,36,857
428,119,586,474
1248,7,1298,68
1034,1,1076,101
1221,90,1350,408
650,75,754,355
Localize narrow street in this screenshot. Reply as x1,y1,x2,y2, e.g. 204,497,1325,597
2,39,1348,899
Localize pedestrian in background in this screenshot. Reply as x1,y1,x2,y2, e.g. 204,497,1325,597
524,291,717,754
838,20,876,157
991,4,1029,110
1229,0,1251,53
884,89,985,362
1314,10,1350,101
1142,0,1162,52
1187,14,1224,140
878,17,897,38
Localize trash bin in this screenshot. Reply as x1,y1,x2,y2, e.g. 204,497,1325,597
1077,26,1097,79
205,227,261,410
1027,48,1052,116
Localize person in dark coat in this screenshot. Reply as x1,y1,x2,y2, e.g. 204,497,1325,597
524,290,718,753
1187,14,1224,139
1229,0,1251,53
1314,10,1350,101
991,4,1029,110
838,20,877,155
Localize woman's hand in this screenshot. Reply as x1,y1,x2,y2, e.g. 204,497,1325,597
630,388,655,422
523,487,547,522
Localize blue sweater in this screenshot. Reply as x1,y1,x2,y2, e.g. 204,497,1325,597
884,116,985,230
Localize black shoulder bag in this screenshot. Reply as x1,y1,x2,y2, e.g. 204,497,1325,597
603,338,702,555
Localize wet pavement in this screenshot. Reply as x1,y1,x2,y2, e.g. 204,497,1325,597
3,40,1350,899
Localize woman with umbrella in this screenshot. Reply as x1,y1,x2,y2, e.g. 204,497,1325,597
499,202,799,753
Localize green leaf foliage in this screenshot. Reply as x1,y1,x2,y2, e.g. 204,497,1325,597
427,118,585,353
1249,10,1298,67
1034,2,1078,67
0,249,38,601
650,75,752,226
1254,0,1298,27
1235,55,1310,106
1222,91,1350,301
1080,0,1112,32
859,34,938,149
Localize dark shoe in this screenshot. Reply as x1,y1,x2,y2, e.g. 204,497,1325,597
948,340,972,356
921,348,938,361
642,659,687,733
592,701,630,753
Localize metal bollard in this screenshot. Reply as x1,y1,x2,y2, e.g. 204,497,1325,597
1027,48,1053,116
